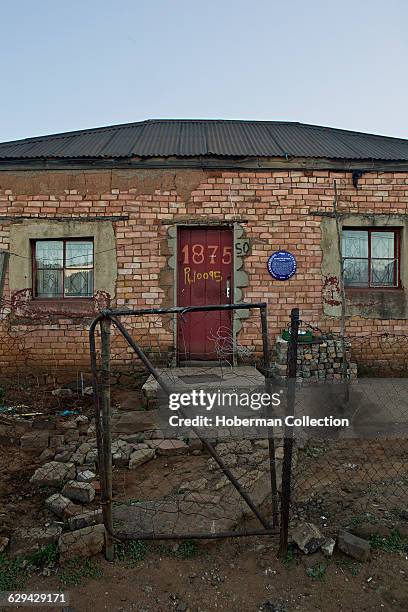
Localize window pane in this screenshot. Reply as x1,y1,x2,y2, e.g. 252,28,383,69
342,230,368,258
35,241,63,268
37,269,63,297
66,241,93,268
343,258,368,286
371,259,396,287
371,232,395,259
64,269,93,297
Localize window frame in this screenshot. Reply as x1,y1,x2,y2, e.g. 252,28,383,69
342,227,402,290
31,237,94,300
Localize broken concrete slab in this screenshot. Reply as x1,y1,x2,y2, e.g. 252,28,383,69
291,522,325,554
45,493,81,519
9,525,62,558
62,481,95,504
147,439,188,456
111,410,159,435
338,530,370,562
70,443,91,465
59,524,105,561
68,509,103,531
30,461,76,486
77,469,96,483
20,431,50,451
128,448,155,469
321,537,336,557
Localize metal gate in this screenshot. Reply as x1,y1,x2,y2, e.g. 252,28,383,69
89,302,297,560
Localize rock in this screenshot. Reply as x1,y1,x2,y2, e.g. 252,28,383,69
338,530,370,562
0,536,9,553
111,410,159,434
64,430,80,444
68,509,103,531
321,537,336,557
83,387,93,396
20,431,50,451
85,449,99,465
351,522,390,540
52,388,73,397
113,452,129,467
70,443,91,465
45,493,81,519
77,469,96,483
39,448,55,462
62,481,96,504
129,448,155,469
54,450,73,463
30,461,76,486
188,438,203,452
9,525,62,558
148,439,188,456
58,524,105,561
291,522,325,554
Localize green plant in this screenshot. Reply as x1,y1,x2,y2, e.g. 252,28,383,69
282,543,296,566
370,529,408,554
0,554,26,591
335,557,361,576
306,562,327,580
59,558,103,586
176,540,197,559
303,445,325,459
27,543,58,567
115,540,148,566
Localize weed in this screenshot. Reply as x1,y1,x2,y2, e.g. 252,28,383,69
335,558,361,576
348,512,378,527
282,543,296,566
115,540,148,566
303,445,325,459
59,558,103,586
176,540,197,559
0,554,26,591
370,529,408,554
27,543,59,567
306,562,327,580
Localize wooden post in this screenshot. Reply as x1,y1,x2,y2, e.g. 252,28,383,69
100,317,114,561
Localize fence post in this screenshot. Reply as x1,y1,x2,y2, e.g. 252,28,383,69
278,307,300,557
260,304,279,527
100,316,114,561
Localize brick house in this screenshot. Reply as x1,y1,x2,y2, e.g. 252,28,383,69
0,119,407,379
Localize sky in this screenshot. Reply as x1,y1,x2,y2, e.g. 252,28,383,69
1,0,407,142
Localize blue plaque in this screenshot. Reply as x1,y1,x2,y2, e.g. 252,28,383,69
267,250,297,280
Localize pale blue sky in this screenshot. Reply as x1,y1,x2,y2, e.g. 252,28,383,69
1,0,407,142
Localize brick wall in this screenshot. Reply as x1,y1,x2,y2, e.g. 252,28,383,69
0,168,407,379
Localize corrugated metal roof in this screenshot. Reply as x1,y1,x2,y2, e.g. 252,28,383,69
0,119,408,161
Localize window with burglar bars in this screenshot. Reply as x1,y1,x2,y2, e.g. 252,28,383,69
342,228,401,288
32,239,94,298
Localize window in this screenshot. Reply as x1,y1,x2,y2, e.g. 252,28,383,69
32,239,94,298
342,228,400,288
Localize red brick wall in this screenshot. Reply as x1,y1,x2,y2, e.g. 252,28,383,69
0,169,407,378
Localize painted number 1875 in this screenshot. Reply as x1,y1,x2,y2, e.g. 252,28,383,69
181,244,232,265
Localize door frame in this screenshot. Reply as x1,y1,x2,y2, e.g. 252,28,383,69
174,223,236,365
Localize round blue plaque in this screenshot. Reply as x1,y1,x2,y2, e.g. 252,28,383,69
267,250,297,280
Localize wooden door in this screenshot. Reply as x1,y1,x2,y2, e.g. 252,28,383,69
177,227,233,360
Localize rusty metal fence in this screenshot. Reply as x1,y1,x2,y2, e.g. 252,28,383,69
89,302,288,560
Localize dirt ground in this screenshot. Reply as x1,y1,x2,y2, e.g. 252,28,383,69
19,535,408,612
2,384,408,611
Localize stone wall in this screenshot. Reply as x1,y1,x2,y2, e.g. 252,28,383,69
274,336,358,381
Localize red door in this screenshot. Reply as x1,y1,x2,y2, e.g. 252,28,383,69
177,227,233,361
